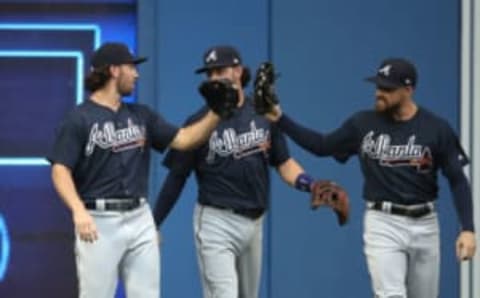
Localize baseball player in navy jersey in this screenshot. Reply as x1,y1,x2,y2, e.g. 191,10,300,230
153,45,328,298
48,42,227,298
264,58,476,298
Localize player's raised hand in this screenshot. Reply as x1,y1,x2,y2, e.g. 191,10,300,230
456,231,476,261
73,207,98,243
264,104,283,122
254,62,283,122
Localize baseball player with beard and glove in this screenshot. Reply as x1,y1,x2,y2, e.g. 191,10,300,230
153,45,348,298
258,58,476,298
48,42,237,298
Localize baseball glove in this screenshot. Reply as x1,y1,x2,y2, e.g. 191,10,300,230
199,79,239,119
253,62,279,115
311,180,349,226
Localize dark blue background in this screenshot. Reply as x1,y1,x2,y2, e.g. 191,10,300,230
0,57,78,156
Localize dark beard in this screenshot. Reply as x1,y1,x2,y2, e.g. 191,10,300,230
383,101,402,118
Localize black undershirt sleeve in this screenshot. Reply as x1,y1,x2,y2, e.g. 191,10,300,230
439,125,474,231
277,114,329,156
276,113,357,162
153,170,189,227
445,167,474,231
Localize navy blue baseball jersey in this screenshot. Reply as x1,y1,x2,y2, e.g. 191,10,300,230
284,107,468,204
48,100,179,200
163,98,290,211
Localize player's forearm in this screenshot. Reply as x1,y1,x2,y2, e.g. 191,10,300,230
153,171,188,227
277,158,305,187
171,111,219,150
51,163,86,214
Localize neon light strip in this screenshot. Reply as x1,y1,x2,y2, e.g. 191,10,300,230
0,158,50,166
0,23,101,48
0,214,10,282
0,51,83,166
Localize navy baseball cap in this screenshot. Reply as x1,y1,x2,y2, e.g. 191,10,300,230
365,58,417,89
195,45,242,74
91,42,147,69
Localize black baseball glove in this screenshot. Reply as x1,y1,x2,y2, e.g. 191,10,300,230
198,79,239,119
253,62,279,115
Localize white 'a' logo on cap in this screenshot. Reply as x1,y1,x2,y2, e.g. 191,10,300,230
206,50,217,63
378,64,392,77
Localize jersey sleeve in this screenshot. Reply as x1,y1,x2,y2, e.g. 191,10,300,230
47,111,86,170
268,124,290,167
161,108,209,175
438,123,469,172
144,106,179,152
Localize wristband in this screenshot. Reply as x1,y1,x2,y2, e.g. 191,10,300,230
294,173,314,192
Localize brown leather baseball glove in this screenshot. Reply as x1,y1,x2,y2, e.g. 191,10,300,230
311,180,349,226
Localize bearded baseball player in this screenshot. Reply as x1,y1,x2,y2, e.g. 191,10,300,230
48,42,237,298
260,58,476,298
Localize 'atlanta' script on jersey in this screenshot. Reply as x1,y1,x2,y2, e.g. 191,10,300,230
207,121,270,162
85,119,146,155
361,131,433,172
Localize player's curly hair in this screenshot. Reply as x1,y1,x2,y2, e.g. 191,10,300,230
241,66,251,88
85,66,112,92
